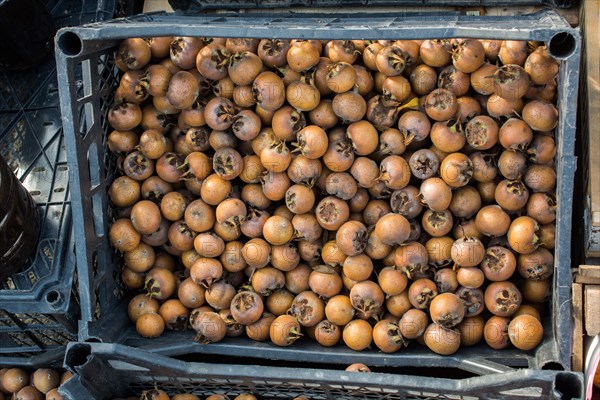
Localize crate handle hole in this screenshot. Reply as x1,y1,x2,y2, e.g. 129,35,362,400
58,31,83,56
548,32,576,60
46,290,62,305
66,343,92,369
553,372,582,399
542,361,565,371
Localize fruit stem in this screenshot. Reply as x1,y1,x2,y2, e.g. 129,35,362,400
397,97,420,112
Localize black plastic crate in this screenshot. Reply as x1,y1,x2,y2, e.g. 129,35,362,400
56,9,581,379
0,109,78,357
0,341,66,369
0,0,116,359
0,0,116,113
58,343,585,400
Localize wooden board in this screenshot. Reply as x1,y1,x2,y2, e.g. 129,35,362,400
575,265,600,284
580,265,600,279
575,274,600,284
585,285,600,336
143,0,173,13
582,0,600,257
573,282,584,372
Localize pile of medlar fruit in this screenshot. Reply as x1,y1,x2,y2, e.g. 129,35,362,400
0,367,71,400
108,35,559,355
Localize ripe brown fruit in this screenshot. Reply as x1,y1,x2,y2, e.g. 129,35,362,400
136,312,165,338
270,314,302,346
424,323,461,355
342,319,373,351
508,314,543,351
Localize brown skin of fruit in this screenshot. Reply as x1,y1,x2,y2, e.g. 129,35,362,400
508,216,540,255
539,223,556,250
408,279,438,310
523,164,556,193
128,294,160,323
440,152,473,188
471,63,497,95
316,196,350,231
14,386,44,400
484,315,511,349
325,294,355,326
494,178,529,213
336,221,368,256
456,287,485,318
451,39,484,73
245,312,276,342
379,155,411,190
481,246,517,282
266,288,294,316
289,291,325,327
253,72,286,111
109,176,141,208
409,149,439,180
513,304,542,321
109,218,141,252
166,71,199,110
492,64,530,101
343,253,374,282
498,149,527,181
451,237,485,267
3,368,29,393
522,278,551,303
422,209,453,237
419,178,452,212
457,316,485,346
124,243,155,273
435,268,459,294
270,314,302,346
309,265,343,298
522,100,558,132
424,322,461,355
345,363,371,372
508,314,543,350
343,319,373,351
475,205,511,238
399,308,429,339
526,193,556,225
252,266,285,296
189,311,227,344
517,247,554,281
429,293,465,328
430,119,465,154
485,281,522,317
390,186,423,219
130,200,162,235
230,291,264,325
159,299,190,330
373,320,406,353
465,115,498,150
425,89,458,122
499,118,533,151
46,388,63,400
456,267,485,289
136,312,165,338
